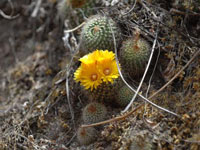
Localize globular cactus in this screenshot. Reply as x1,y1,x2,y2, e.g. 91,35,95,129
116,85,134,107
77,126,97,145
81,15,121,52
120,33,150,77
88,78,123,103
82,102,107,124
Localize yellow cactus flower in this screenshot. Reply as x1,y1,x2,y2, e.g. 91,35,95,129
74,62,102,91
79,54,95,64
74,50,120,90
97,58,119,83
79,50,100,64
97,50,115,60
79,50,115,64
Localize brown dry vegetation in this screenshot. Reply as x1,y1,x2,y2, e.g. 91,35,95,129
0,0,200,150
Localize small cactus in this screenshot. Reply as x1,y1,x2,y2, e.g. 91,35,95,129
77,126,97,145
120,34,150,77
88,77,123,103
81,15,121,52
82,102,107,124
116,85,134,107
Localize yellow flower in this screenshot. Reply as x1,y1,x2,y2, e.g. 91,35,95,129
74,49,120,90
74,62,102,91
79,50,100,64
79,54,95,64
97,58,119,83
95,50,119,83
97,50,115,61
79,50,115,64
74,67,82,82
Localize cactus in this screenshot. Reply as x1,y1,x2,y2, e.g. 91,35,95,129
88,77,123,103
77,126,97,145
81,15,121,52
89,82,116,102
116,85,134,107
120,35,150,77
82,102,107,124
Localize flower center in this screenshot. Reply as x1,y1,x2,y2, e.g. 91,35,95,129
91,74,98,81
103,68,110,75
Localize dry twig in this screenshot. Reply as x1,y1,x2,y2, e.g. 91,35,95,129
31,0,42,18
0,9,19,19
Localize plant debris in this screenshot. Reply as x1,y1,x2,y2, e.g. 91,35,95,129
0,0,200,149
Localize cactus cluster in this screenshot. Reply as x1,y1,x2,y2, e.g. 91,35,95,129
74,49,121,145
82,102,107,124
72,12,152,146
120,36,150,77
81,15,120,52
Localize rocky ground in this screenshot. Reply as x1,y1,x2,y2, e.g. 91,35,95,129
0,0,200,150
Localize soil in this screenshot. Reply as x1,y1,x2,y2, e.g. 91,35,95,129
0,0,200,150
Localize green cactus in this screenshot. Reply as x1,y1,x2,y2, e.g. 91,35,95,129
77,126,97,145
120,36,150,77
116,85,134,107
88,78,123,103
82,102,107,124
81,15,121,52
